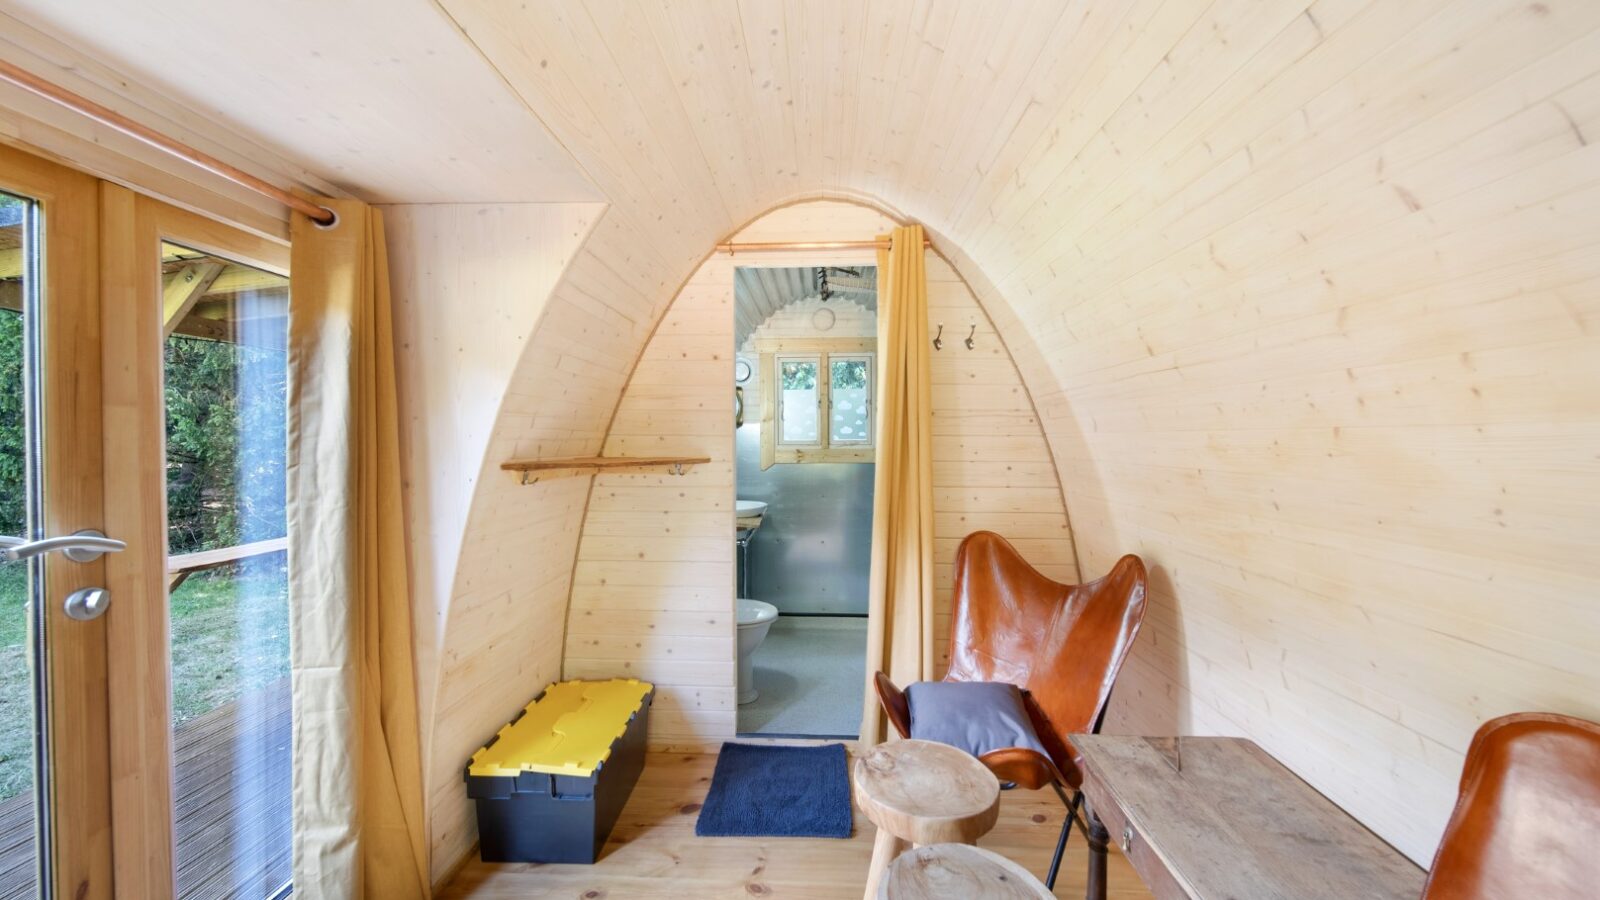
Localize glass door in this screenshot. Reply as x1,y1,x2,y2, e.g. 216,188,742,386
0,186,48,900
0,144,116,900
99,191,292,900
160,241,290,898
0,135,293,900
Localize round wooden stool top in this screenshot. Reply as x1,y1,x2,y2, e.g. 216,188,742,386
854,739,1001,845
878,844,1053,900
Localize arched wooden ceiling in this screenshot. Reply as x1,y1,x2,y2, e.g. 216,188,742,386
734,265,876,350
432,0,1090,328
0,0,600,202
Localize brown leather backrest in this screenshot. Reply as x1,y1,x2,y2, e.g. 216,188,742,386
945,531,1147,759
1423,712,1600,900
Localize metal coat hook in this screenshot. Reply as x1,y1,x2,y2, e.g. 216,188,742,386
670,463,686,476
965,325,976,350
933,323,944,351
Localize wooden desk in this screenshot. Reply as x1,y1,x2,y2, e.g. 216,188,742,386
1072,736,1425,900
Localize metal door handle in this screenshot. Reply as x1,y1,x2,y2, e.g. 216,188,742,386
0,529,127,563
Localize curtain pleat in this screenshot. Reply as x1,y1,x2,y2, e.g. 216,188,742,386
289,199,430,899
860,224,936,746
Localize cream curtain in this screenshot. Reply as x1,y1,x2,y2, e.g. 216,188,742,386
289,199,430,899
861,224,936,746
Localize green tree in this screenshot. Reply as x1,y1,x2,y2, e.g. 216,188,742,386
0,309,23,537
163,335,287,553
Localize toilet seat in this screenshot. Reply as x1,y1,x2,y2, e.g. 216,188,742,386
737,598,779,627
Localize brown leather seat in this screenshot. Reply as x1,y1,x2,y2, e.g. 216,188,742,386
1423,712,1600,900
873,531,1147,791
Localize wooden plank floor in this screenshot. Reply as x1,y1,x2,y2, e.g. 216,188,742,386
0,677,291,900
439,750,1154,899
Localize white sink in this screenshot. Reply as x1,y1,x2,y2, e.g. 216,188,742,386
736,500,768,518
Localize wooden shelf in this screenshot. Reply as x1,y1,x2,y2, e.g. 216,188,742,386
500,455,711,484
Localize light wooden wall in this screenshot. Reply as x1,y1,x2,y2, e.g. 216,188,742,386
383,202,622,884
383,201,600,756
408,198,712,881
564,200,1077,746
1010,2,1600,863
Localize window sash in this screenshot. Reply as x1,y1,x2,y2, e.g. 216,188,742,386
774,354,822,447
828,353,874,447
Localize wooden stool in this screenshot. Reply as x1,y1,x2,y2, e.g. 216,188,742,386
879,844,1053,899
854,739,1001,900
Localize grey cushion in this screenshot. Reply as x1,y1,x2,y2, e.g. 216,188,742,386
905,681,1051,759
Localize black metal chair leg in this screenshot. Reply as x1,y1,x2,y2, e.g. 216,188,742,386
1046,784,1084,890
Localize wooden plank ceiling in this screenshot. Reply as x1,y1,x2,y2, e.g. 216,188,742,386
0,0,600,203
733,265,875,350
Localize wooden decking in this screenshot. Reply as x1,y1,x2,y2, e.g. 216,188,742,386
0,677,291,899
0,786,31,899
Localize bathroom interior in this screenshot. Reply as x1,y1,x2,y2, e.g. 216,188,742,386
734,264,876,738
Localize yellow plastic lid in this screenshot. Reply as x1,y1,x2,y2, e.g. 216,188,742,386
467,678,653,779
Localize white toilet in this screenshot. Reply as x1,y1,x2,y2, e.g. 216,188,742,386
736,599,779,704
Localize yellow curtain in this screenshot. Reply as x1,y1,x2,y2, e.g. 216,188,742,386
289,199,430,899
861,224,936,746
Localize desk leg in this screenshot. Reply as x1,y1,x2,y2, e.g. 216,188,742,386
1085,807,1109,900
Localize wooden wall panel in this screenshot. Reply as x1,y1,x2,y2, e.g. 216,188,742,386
409,204,702,883
384,200,600,752
384,202,630,884
564,201,1076,746
926,254,1079,674
985,0,1600,865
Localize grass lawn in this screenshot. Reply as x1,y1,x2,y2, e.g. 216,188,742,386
0,565,34,802
0,558,288,802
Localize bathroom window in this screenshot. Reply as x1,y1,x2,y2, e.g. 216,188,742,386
777,356,821,445
762,345,875,466
829,355,873,445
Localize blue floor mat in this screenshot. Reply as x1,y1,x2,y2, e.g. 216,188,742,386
695,742,853,838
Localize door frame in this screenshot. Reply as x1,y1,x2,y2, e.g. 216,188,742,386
0,141,113,898
99,185,289,897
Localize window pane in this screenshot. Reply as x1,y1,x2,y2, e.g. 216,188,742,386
830,357,871,444
162,242,291,898
0,190,44,897
779,359,818,443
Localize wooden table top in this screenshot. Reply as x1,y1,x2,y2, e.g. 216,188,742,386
1073,736,1426,900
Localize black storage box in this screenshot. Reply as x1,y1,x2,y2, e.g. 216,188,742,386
464,678,654,864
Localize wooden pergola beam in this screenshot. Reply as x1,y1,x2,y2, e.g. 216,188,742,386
161,261,225,337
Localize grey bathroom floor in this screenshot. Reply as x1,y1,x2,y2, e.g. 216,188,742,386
737,616,867,737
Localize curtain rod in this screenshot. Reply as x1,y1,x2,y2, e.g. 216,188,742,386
714,237,932,256
0,59,338,226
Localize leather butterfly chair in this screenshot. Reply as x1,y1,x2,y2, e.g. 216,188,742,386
873,531,1147,888
1423,712,1600,899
